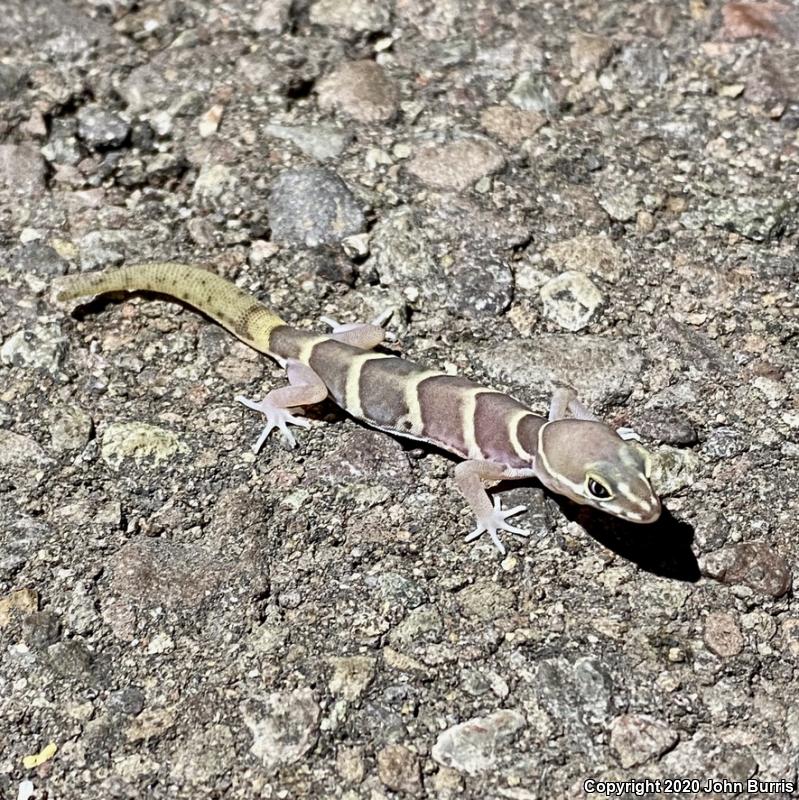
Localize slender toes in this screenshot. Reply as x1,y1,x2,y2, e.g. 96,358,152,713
488,530,507,554
252,424,274,453
469,499,530,552
235,395,261,411
370,308,394,327
465,526,486,543
503,505,527,518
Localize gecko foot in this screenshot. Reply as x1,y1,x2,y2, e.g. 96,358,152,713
235,394,309,450
464,497,529,555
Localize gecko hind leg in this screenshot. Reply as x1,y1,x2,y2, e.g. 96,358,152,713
320,308,394,349
235,360,327,450
548,387,599,422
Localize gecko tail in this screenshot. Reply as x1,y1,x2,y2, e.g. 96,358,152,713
54,261,286,354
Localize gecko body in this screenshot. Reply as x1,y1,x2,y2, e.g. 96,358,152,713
57,262,661,553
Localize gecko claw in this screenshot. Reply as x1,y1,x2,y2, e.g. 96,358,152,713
465,497,529,554
236,395,309,450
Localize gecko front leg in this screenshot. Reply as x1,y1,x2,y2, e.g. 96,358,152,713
236,359,327,450
454,460,531,554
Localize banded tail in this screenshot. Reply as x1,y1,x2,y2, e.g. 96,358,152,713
55,262,286,354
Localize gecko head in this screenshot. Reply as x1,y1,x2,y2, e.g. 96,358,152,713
533,419,661,523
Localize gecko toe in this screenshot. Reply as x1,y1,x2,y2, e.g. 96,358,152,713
468,499,529,553
488,529,507,555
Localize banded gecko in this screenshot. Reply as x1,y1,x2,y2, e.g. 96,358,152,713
57,262,661,553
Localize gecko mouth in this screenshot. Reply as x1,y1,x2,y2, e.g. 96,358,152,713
618,497,661,524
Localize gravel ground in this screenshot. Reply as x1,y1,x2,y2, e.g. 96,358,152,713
1,1,798,798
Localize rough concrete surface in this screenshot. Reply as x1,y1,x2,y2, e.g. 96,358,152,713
0,0,798,798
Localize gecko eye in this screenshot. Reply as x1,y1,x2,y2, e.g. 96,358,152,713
587,478,611,499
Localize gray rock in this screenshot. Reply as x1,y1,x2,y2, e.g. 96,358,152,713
460,667,510,699
0,144,46,196
78,230,127,269
251,0,293,33
407,138,505,192
712,194,798,242
615,42,670,89
570,32,615,74
118,63,179,114
310,0,391,32
541,234,625,283
369,198,525,317
77,105,130,149
631,410,698,446
0,518,47,580
108,538,267,616
317,60,399,123
267,167,365,247
241,688,320,772
508,71,562,115
169,724,237,784
1,325,68,374
370,572,428,609
0,64,28,100
480,105,546,147
65,582,100,635
431,709,526,775
660,733,757,784
41,118,82,166
264,122,352,161
191,163,235,204
388,605,444,647
108,687,146,717
48,405,93,452
535,657,616,741
0,429,51,467
370,204,510,314
456,580,516,622
474,335,644,407
328,655,376,701
23,610,61,649
32,0,113,60
597,176,639,222
13,242,69,279
650,445,700,495
445,243,514,316
47,637,103,684
376,744,422,796
540,271,603,331
609,714,679,767
702,426,748,459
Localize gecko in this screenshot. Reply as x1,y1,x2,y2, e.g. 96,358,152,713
56,262,661,554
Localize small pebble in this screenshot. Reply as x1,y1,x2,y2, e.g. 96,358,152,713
704,610,744,657
407,138,505,192
317,60,399,123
